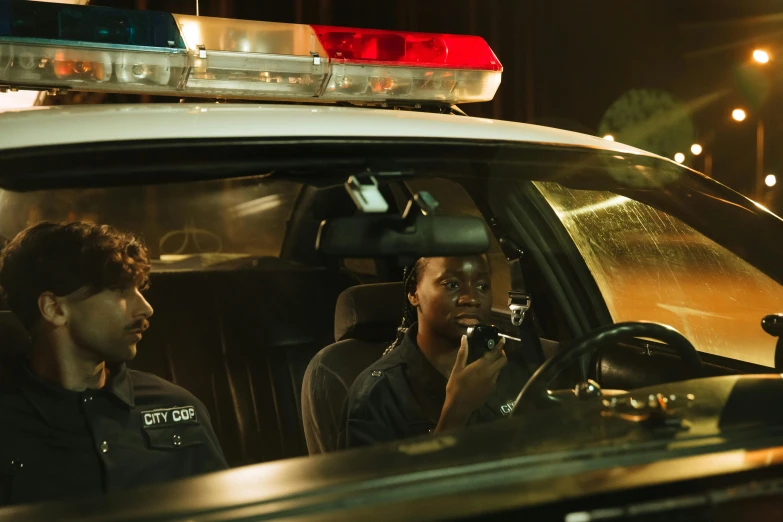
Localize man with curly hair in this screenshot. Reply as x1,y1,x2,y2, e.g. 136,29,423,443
0,222,227,506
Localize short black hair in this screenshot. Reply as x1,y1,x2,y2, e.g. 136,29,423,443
0,222,151,331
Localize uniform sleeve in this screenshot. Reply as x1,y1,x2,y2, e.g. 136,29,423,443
192,397,229,471
338,374,404,450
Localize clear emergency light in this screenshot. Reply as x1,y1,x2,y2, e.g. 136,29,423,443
0,0,502,103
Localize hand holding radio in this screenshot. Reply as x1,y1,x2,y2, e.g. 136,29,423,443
435,325,507,432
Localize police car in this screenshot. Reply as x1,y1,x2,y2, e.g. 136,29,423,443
3,0,783,520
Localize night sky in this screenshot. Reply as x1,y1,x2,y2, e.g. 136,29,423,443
86,0,783,208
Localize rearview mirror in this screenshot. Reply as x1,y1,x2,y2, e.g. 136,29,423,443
316,214,490,258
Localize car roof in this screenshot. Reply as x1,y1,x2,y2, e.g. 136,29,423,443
0,103,658,158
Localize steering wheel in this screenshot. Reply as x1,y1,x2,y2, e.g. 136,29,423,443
509,321,702,416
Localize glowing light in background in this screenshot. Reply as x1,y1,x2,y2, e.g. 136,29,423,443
732,108,747,122
765,174,777,187
691,144,703,155
753,49,770,64
603,134,615,141
674,152,685,163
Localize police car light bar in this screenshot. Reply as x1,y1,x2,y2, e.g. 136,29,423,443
0,0,502,104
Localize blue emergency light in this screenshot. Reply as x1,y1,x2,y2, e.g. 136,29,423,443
0,0,185,49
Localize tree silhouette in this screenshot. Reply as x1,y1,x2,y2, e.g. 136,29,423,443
599,89,695,164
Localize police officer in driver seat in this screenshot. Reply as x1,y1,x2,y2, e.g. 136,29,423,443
0,222,227,506
339,255,532,448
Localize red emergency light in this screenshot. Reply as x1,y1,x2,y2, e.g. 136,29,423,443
311,25,502,71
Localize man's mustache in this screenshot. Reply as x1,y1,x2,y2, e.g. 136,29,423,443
127,319,150,332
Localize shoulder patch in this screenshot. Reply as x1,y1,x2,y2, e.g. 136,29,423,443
350,365,392,403
347,350,409,408
141,405,198,427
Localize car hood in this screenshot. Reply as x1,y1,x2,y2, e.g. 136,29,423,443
3,374,783,522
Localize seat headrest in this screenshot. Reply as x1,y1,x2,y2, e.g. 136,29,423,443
334,282,404,343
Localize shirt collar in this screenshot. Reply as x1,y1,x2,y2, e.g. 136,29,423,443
18,361,135,430
105,363,135,407
399,323,448,407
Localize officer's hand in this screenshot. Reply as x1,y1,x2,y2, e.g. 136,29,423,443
435,335,507,432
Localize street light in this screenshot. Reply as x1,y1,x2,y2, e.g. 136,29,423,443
753,49,770,64
674,152,685,164
691,144,703,155
732,108,747,122
766,174,777,187
732,108,767,199
603,134,615,141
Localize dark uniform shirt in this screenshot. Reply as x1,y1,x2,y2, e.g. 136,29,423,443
339,323,531,449
0,359,228,506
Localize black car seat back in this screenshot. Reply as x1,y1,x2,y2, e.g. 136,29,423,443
301,282,404,454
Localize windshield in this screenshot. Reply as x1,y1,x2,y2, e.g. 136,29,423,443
2,139,783,511
535,182,783,367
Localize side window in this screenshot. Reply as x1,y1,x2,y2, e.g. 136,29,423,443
342,258,378,280
536,181,783,367
0,179,303,267
405,179,510,310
